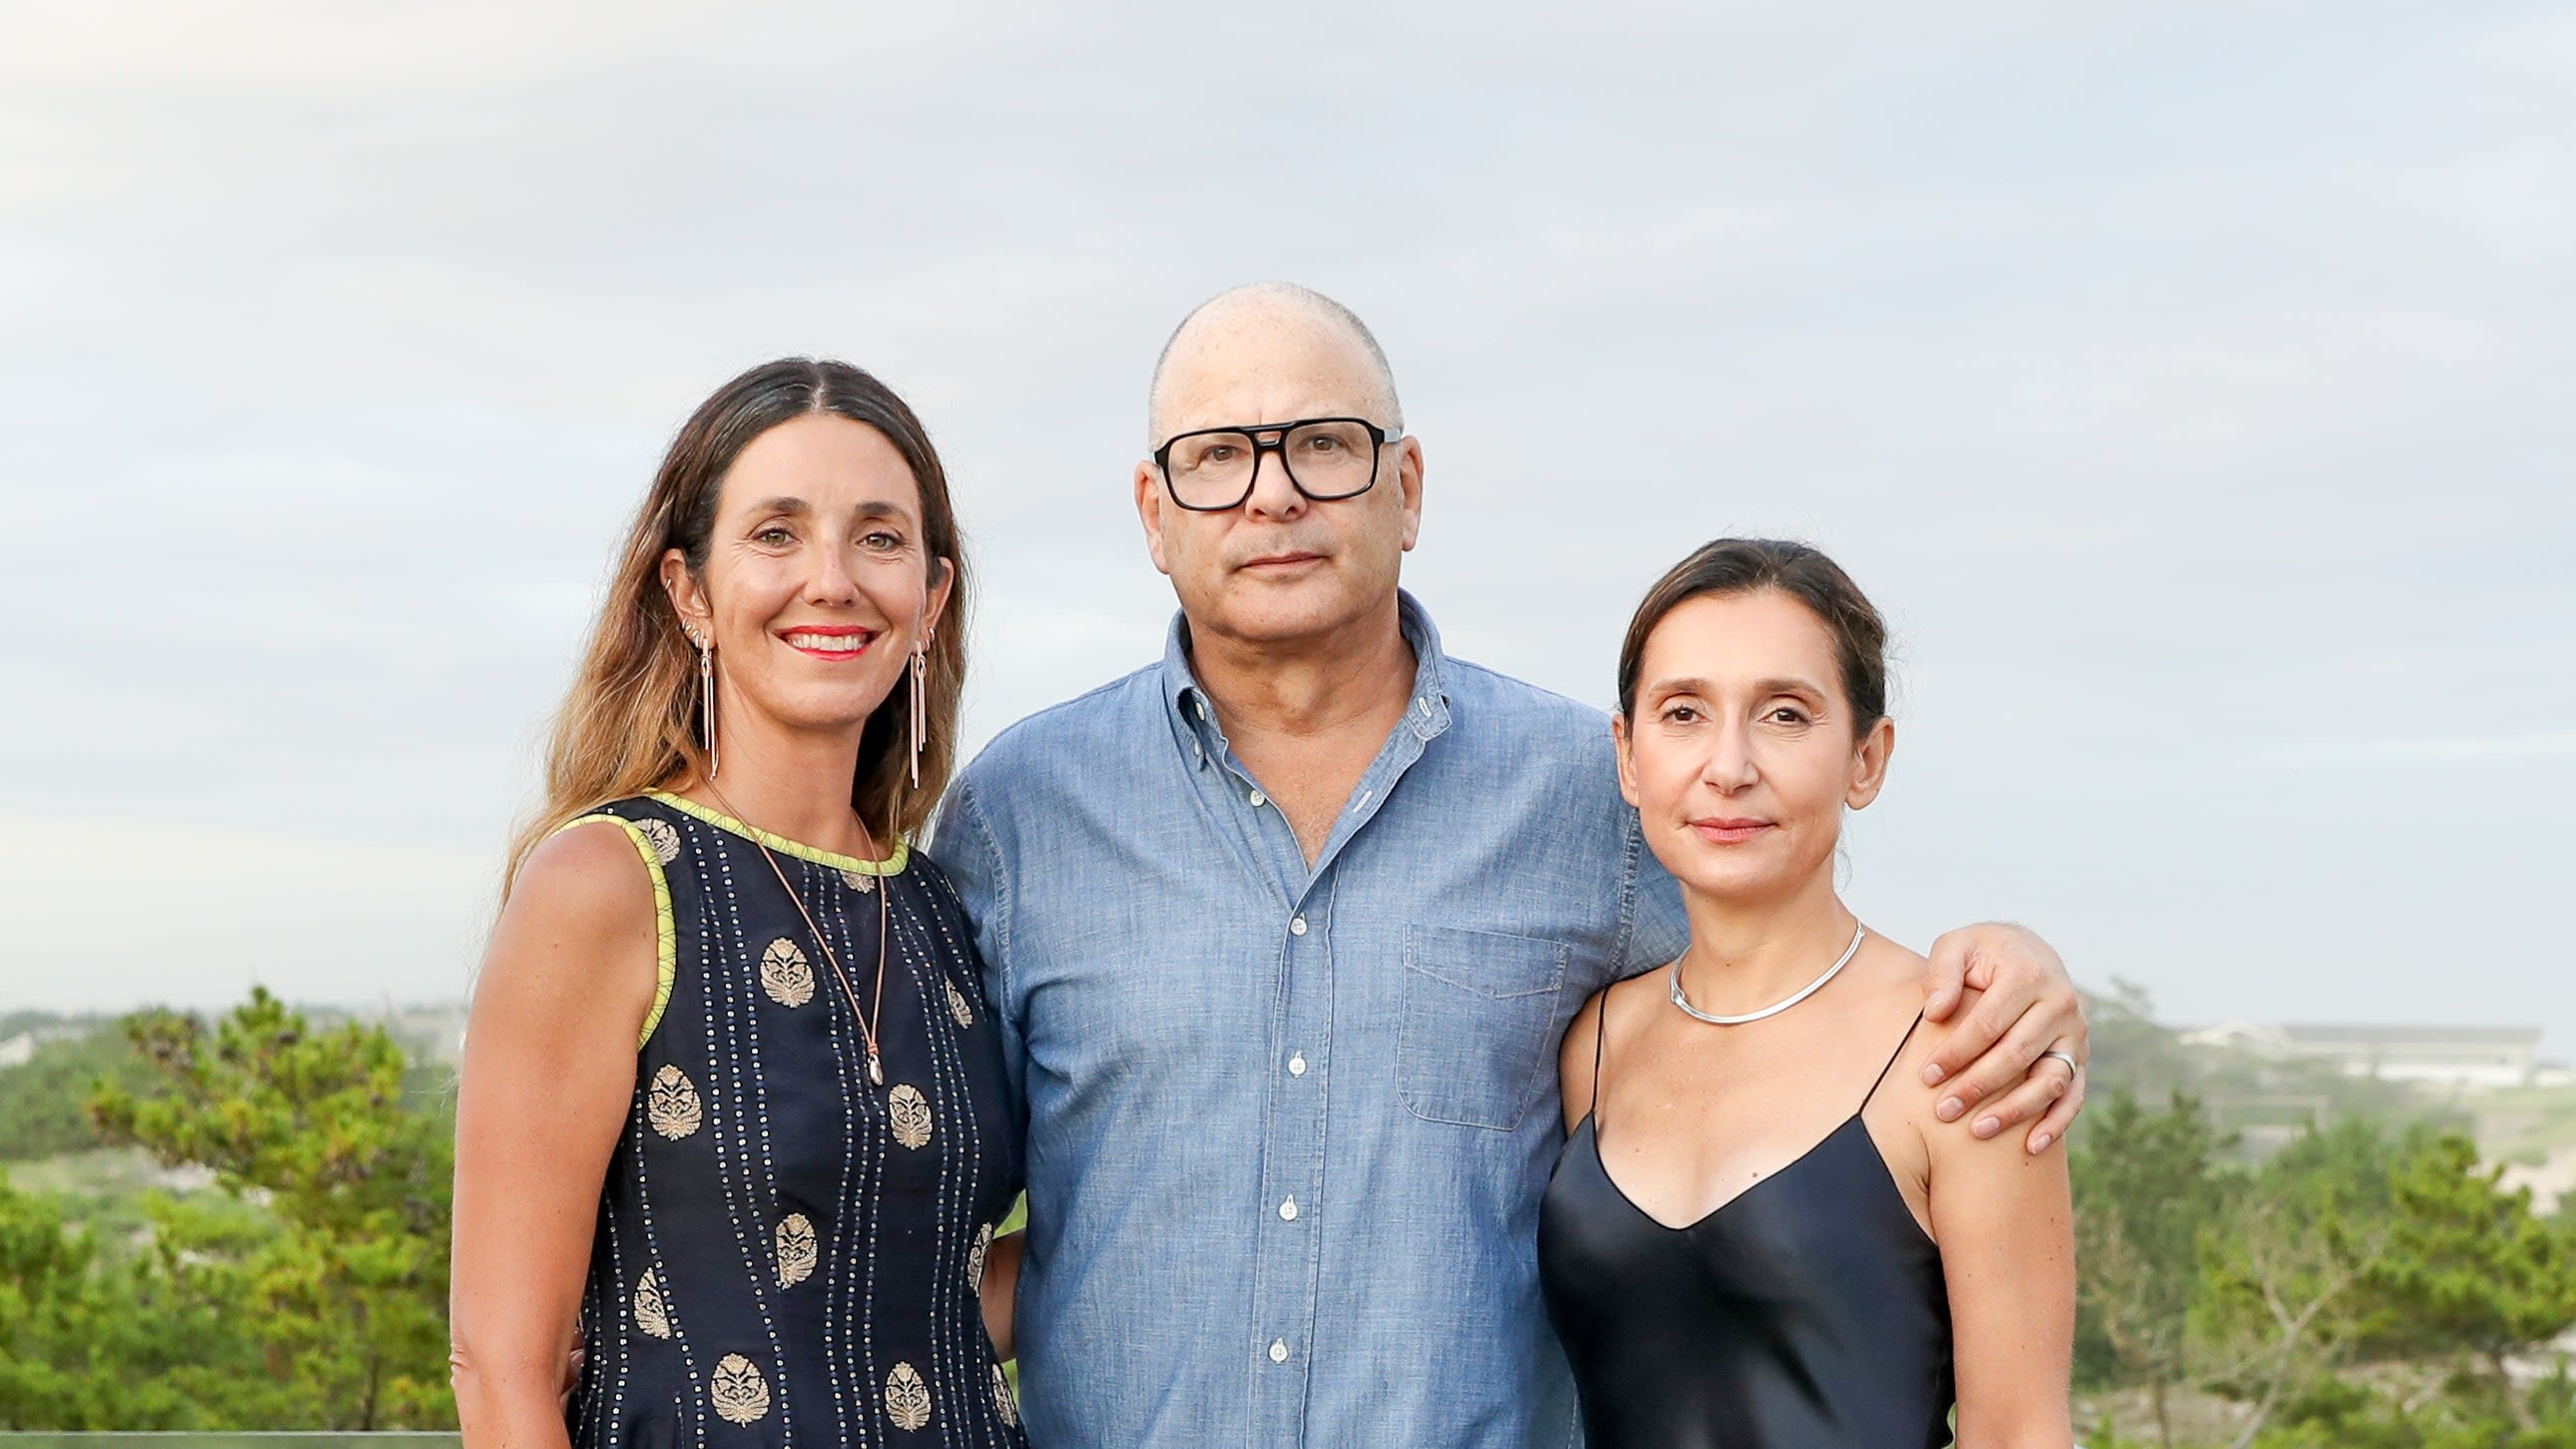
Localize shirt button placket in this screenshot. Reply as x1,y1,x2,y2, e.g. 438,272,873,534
1258,894,1323,1429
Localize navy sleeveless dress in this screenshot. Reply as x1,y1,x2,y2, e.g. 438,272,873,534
1538,1008,1953,1449
565,792,1027,1449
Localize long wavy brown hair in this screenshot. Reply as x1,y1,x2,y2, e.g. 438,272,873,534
503,358,969,891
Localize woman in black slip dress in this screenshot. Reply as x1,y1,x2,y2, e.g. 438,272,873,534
1539,539,2074,1449
452,360,1028,1449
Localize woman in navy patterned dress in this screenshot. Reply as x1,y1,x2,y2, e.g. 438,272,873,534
451,360,1027,1449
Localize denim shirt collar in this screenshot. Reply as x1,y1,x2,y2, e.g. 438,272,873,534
1158,589,1455,762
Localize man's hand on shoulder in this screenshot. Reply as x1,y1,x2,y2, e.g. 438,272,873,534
1915,923,2086,1155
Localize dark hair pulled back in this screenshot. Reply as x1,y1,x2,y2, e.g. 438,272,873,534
1615,538,1889,735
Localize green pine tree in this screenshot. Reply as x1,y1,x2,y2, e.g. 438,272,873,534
89,988,456,1429
2358,1132,2576,1425
2074,1089,2231,1448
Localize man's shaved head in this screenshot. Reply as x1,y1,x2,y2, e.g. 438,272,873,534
1146,282,1404,444
1129,280,1426,657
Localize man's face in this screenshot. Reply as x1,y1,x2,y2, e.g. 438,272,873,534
1133,305,1424,651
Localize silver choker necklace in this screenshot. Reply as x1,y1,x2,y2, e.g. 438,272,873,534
1668,920,1869,1026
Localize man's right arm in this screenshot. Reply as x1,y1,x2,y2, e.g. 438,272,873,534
931,772,1033,1366
928,773,1027,1115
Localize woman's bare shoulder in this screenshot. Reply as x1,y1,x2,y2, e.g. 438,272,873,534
480,819,661,1017
1850,936,1969,1119
1561,972,1654,1129
511,817,656,923
1849,932,1943,1018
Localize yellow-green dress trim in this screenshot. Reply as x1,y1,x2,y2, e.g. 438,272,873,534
559,814,680,1047
645,790,911,876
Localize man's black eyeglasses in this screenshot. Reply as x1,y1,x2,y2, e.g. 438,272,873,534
1152,416,1402,512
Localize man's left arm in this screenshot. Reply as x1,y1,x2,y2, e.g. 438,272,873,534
1916,924,2087,1154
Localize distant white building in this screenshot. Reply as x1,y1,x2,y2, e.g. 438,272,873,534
0,1025,86,1071
2183,1022,2547,1089
2180,1022,2292,1054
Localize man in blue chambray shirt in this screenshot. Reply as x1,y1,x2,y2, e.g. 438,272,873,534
931,283,2091,1448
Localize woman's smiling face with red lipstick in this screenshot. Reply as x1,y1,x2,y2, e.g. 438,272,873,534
1613,588,1894,907
660,411,951,744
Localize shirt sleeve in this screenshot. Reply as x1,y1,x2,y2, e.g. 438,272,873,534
926,774,1028,1114
1619,811,1691,978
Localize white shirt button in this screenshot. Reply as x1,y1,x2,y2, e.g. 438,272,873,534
1248,789,1267,808
1288,1053,1307,1077
1268,1339,1289,1363
1279,1196,1299,1220
1419,697,1434,716
1289,916,1308,936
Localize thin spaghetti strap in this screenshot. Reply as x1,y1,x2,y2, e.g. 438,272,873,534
1859,1012,1927,1113
1587,989,1612,1128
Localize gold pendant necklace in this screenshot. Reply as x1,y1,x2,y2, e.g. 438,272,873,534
703,782,893,1088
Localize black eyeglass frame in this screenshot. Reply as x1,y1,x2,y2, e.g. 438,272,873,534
1151,416,1404,512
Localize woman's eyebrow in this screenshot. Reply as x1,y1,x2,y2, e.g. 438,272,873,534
740,496,919,525
1644,675,1826,697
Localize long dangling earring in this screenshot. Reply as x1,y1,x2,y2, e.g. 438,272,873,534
907,625,931,789
691,629,720,780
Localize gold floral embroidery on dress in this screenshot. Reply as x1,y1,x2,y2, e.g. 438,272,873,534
647,1065,703,1138
636,817,682,865
885,1362,932,1431
991,1363,1017,1428
887,1084,933,1150
710,1353,771,1426
633,1267,672,1338
945,979,974,1028
775,1212,817,1288
760,937,815,1008
966,1222,992,1294
839,868,877,894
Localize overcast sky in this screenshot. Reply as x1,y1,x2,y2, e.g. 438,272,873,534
3,2,2570,1054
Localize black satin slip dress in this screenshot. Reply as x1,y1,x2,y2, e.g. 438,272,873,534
1538,1006,1953,1449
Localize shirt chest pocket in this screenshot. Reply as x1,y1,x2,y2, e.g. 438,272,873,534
1397,924,1570,1131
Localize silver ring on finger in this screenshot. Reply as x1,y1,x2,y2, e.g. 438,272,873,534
2039,1048,2080,1080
